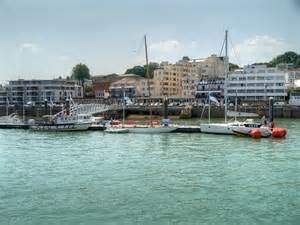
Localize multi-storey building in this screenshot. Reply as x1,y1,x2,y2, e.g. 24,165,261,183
92,74,121,98
153,55,225,98
0,85,7,105
109,75,154,98
3,79,83,105
227,65,287,101
286,69,300,89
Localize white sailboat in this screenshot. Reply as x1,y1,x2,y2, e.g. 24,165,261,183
200,30,263,135
105,87,129,133
0,97,28,129
127,35,176,134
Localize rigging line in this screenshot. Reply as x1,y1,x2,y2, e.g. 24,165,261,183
219,37,226,57
229,36,242,66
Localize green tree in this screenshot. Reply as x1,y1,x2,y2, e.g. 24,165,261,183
125,62,159,78
229,63,240,71
71,63,91,87
125,65,145,76
270,51,299,66
296,57,300,67
84,85,94,98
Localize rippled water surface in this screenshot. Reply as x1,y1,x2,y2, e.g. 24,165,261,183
0,119,299,225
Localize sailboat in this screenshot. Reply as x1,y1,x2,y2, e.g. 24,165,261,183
105,87,129,133
200,30,268,135
127,35,176,134
0,96,29,129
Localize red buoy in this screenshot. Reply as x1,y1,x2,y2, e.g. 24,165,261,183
250,129,262,139
272,128,287,138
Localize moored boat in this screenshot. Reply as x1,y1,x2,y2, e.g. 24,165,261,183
0,113,29,129
104,127,129,133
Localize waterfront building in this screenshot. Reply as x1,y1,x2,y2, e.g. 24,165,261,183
3,79,83,105
196,79,225,100
286,69,300,89
0,85,7,105
109,75,153,98
153,55,225,98
92,74,121,98
227,65,288,102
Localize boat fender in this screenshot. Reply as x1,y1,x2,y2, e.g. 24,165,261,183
250,128,262,139
272,128,287,138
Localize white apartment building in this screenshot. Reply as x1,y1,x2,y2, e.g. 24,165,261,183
0,85,7,105
4,79,83,104
227,65,287,101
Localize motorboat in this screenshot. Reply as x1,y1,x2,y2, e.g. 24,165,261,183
30,99,93,132
30,113,92,131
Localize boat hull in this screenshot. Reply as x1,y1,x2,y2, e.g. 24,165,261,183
128,127,177,134
30,123,91,131
104,128,129,133
200,123,234,134
232,127,272,138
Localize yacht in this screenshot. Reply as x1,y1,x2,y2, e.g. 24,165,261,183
200,30,262,135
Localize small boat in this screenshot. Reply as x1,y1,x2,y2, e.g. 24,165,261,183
0,113,29,129
104,127,129,133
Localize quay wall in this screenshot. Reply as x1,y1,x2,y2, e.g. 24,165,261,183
1,105,300,118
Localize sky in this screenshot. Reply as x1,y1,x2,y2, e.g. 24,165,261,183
0,0,300,81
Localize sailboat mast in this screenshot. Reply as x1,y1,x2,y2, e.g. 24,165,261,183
144,35,153,126
122,86,125,127
6,95,9,116
224,30,229,123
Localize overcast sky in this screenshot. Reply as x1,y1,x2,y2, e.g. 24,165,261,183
0,0,300,81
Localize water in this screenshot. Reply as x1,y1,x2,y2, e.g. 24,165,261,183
0,119,299,225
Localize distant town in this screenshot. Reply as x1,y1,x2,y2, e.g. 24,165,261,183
0,51,300,109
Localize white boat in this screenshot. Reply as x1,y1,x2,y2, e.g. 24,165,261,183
30,113,92,131
201,119,262,135
30,99,92,131
0,113,28,129
200,31,263,135
128,126,176,134
105,127,129,133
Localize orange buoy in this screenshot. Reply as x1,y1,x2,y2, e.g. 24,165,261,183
272,128,287,138
250,128,262,139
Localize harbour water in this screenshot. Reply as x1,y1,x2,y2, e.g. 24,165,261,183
0,119,299,225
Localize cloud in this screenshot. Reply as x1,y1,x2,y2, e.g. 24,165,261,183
149,40,182,53
232,35,289,65
19,43,42,54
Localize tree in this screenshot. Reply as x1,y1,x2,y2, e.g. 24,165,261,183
125,62,159,78
229,63,240,71
125,65,145,76
270,51,299,66
71,63,91,87
296,57,300,68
